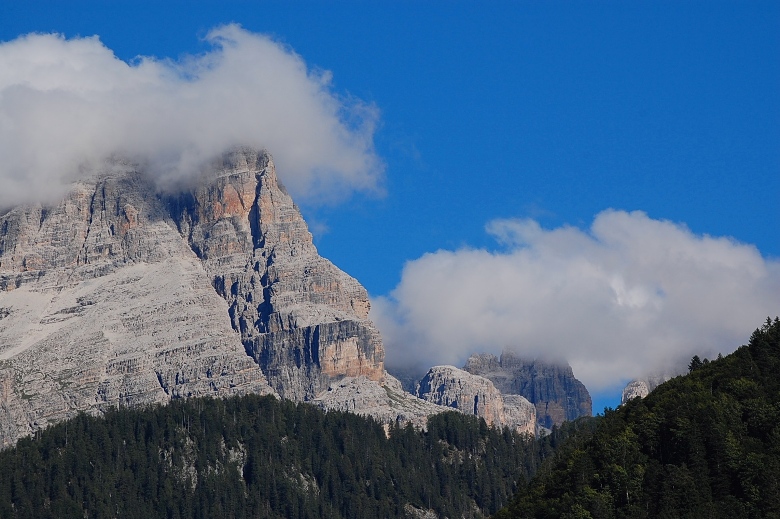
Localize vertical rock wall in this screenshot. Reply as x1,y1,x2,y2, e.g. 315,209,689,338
464,351,592,429
168,148,385,400
0,148,387,445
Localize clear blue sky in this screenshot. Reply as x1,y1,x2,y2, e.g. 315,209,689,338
3,1,778,413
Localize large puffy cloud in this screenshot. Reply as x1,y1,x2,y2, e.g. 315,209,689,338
0,25,382,207
372,210,780,392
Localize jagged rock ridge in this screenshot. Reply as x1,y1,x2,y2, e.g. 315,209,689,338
463,351,592,429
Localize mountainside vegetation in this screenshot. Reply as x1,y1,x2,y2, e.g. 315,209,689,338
494,317,780,519
0,393,563,518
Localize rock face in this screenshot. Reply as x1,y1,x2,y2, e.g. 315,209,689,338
621,380,651,403
416,366,536,435
167,149,384,400
0,149,386,446
463,352,591,429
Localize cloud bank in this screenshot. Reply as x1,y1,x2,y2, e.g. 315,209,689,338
0,25,382,207
372,210,780,392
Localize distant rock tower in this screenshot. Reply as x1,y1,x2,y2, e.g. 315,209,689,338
463,351,592,429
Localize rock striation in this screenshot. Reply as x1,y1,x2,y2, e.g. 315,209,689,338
463,351,591,429
416,366,536,435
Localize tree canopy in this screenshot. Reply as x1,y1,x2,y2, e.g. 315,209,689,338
0,391,554,518
495,317,780,519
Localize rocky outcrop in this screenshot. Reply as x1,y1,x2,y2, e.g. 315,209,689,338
168,149,384,400
620,373,675,404
416,366,536,435
621,380,651,402
502,395,538,436
463,351,591,429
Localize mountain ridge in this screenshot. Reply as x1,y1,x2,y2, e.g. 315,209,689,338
0,148,541,446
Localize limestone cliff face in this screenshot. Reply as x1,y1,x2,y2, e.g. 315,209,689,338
167,149,384,400
0,166,272,447
464,352,591,429
416,366,536,435
0,149,386,446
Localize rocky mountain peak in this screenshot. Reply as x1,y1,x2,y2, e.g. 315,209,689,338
620,372,677,405
0,148,385,446
463,351,591,429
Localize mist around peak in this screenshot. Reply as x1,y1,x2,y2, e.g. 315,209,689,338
0,24,383,208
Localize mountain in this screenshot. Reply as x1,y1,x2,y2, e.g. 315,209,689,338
0,148,546,445
165,150,384,400
463,352,591,429
0,149,393,446
494,317,780,518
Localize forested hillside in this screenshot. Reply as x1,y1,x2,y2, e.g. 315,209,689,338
494,317,780,519
0,393,559,518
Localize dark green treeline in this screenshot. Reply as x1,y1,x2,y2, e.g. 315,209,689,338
0,391,555,518
494,317,780,519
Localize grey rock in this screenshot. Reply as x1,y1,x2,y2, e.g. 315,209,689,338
621,380,651,402
313,373,446,430
463,351,591,429
0,167,273,447
403,504,441,519
416,366,536,435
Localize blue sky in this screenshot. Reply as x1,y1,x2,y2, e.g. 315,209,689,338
2,1,778,412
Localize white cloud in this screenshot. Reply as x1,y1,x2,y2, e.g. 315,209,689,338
372,210,780,392
0,25,383,207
